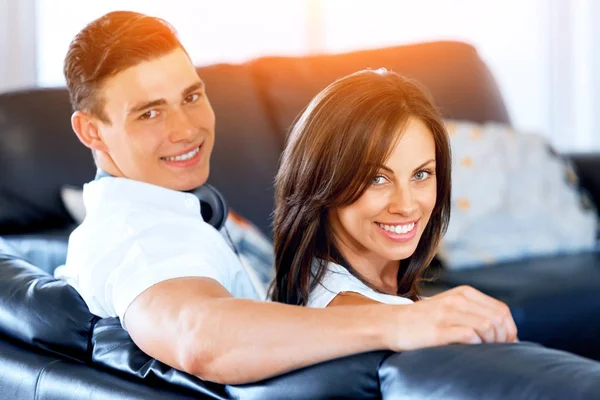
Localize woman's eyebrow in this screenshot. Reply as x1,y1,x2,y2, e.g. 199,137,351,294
373,159,436,174
413,159,436,171
375,164,394,174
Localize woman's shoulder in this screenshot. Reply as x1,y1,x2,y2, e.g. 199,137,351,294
307,260,413,308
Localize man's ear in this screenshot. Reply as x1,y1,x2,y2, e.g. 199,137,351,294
71,111,109,152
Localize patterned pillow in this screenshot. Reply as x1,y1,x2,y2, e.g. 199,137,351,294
220,211,274,298
438,120,599,269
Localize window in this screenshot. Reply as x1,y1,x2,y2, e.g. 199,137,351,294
31,0,600,151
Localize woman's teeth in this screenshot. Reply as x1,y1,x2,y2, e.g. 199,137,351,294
377,222,415,234
162,146,199,161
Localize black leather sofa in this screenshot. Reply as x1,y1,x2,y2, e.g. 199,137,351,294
2,41,600,399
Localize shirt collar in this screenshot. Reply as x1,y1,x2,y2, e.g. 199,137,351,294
84,175,203,219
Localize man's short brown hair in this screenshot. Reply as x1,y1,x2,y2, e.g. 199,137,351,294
64,11,185,123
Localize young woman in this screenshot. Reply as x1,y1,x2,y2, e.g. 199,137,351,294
273,68,517,346
272,68,451,308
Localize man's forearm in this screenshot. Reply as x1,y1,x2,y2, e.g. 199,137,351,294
124,277,390,384
183,298,387,384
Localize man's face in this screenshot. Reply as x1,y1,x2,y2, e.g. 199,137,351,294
96,48,215,191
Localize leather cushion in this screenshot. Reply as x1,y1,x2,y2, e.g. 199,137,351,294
0,339,63,400
35,355,205,400
379,343,600,399
0,89,96,235
0,237,96,362
3,227,72,274
91,317,386,399
570,153,600,213
252,40,510,141
197,63,282,237
439,251,600,360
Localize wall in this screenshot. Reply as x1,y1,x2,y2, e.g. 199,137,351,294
1,0,599,151
0,0,36,92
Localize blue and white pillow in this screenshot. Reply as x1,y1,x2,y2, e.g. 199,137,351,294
438,120,599,269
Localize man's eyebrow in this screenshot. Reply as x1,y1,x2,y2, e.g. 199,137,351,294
182,81,205,97
128,99,167,115
128,81,205,115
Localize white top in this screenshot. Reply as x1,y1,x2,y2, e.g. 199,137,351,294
307,261,414,308
54,177,259,328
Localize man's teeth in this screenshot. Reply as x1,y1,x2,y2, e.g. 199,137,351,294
163,147,199,161
377,222,415,234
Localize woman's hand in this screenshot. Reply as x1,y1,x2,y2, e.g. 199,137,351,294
384,285,518,351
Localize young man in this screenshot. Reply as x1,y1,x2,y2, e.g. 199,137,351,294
57,10,517,385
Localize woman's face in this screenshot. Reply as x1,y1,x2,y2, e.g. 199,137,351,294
329,118,437,269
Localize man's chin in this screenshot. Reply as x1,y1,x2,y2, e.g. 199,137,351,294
173,171,210,192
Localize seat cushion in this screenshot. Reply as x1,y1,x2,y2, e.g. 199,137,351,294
439,252,600,359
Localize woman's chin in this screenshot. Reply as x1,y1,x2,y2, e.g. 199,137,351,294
379,247,418,263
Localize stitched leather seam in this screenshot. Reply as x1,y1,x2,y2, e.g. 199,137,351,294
34,359,62,400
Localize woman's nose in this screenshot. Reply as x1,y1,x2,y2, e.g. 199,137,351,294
388,186,418,216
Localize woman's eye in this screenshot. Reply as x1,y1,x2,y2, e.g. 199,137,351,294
184,93,200,104
372,175,387,185
139,109,159,120
413,170,431,181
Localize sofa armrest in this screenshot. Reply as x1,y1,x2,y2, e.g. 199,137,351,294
92,317,387,399
379,342,600,399
0,238,97,362
568,153,600,211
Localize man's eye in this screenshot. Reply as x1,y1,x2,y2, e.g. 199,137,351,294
372,175,388,185
184,93,200,104
139,110,159,120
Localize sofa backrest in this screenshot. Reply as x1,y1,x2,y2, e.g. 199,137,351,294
0,88,94,235
251,40,510,143
197,63,282,235
0,41,509,238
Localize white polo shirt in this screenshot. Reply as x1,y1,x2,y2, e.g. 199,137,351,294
54,177,259,327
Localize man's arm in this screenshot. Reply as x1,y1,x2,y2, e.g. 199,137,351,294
125,279,517,384
124,277,386,384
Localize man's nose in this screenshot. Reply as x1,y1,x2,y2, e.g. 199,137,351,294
168,108,196,142
388,185,418,216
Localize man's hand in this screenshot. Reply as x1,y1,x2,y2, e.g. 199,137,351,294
384,285,518,351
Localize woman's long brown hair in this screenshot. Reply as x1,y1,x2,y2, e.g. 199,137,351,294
271,69,451,305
